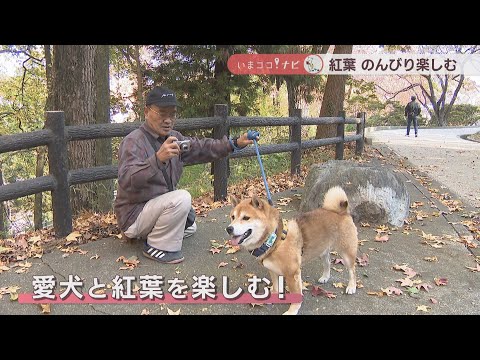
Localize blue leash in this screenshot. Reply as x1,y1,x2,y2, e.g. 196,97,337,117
247,130,273,206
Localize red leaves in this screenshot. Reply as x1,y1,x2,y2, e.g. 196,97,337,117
375,234,389,243
356,253,369,267
311,286,336,299
434,277,448,286
209,247,221,255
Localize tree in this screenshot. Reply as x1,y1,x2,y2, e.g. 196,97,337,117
51,45,111,214
1,46,48,234
381,45,480,126
0,156,5,238
33,45,53,230
147,45,261,118
255,45,328,118
315,45,353,139
111,45,146,121
95,45,114,213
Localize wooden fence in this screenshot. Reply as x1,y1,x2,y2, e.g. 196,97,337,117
0,105,365,237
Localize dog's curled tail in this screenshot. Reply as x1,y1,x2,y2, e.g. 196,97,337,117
323,186,350,215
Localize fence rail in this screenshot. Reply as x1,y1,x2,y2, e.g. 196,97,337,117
0,106,365,237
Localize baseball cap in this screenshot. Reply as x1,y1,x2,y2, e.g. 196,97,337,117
145,87,181,107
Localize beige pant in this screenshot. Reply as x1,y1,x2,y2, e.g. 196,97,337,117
124,190,195,252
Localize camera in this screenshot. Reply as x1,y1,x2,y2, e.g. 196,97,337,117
174,140,191,152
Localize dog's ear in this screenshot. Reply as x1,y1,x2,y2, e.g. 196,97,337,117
251,195,263,209
229,195,240,207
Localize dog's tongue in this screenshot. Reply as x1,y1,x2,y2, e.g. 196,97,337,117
229,236,242,246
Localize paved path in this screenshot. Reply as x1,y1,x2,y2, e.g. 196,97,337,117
1,144,478,315
366,127,480,209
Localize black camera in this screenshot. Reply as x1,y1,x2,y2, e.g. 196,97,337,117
174,140,191,152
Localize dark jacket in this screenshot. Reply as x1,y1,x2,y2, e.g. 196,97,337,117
114,122,233,231
405,100,421,118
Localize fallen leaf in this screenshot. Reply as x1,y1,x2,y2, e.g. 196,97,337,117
209,247,221,255
233,262,245,269
40,304,51,314
393,264,410,272
396,277,414,287
311,285,336,298
382,286,403,296
333,282,345,288
334,258,345,265
66,231,82,242
416,305,430,312
141,309,150,315
360,222,371,227
375,234,389,242
217,262,228,268
403,268,417,278
366,291,384,297
226,246,240,254
416,283,433,292
302,281,312,290
167,307,181,315
424,256,438,262
90,254,99,260
356,253,369,267
116,255,140,270
429,298,438,304
10,292,18,301
410,201,424,209
434,277,448,286
0,246,13,254
249,303,265,308
465,264,480,272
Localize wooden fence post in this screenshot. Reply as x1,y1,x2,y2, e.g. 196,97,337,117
290,108,302,175
45,111,72,237
335,110,345,160
355,112,365,156
213,104,229,201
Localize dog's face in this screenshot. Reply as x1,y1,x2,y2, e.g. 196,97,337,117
226,196,278,251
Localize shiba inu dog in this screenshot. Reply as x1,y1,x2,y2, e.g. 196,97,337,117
226,186,358,315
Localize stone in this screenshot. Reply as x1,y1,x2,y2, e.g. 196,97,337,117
299,160,410,226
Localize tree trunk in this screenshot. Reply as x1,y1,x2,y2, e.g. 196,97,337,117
52,45,97,214
0,160,6,238
134,45,144,122
315,45,353,139
213,45,231,115
286,77,297,117
33,146,47,230
95,45,114,213
34,45,53,230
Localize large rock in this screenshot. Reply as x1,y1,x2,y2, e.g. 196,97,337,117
299,160,409,227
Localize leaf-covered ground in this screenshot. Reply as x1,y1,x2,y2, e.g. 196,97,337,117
1,143,479,275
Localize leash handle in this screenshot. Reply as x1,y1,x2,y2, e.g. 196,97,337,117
247,130,260,140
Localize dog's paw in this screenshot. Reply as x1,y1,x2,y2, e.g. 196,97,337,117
318,276,330,284
345,286,356,295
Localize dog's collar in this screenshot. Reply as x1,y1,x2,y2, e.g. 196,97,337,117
251,219,288,258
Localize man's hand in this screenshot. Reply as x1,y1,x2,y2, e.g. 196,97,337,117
236,132,257,148
156,136,180,163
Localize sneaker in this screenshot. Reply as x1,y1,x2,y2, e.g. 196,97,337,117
142,242,184,264
183,222,197,239
415,134,418,137
405,134,409,137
